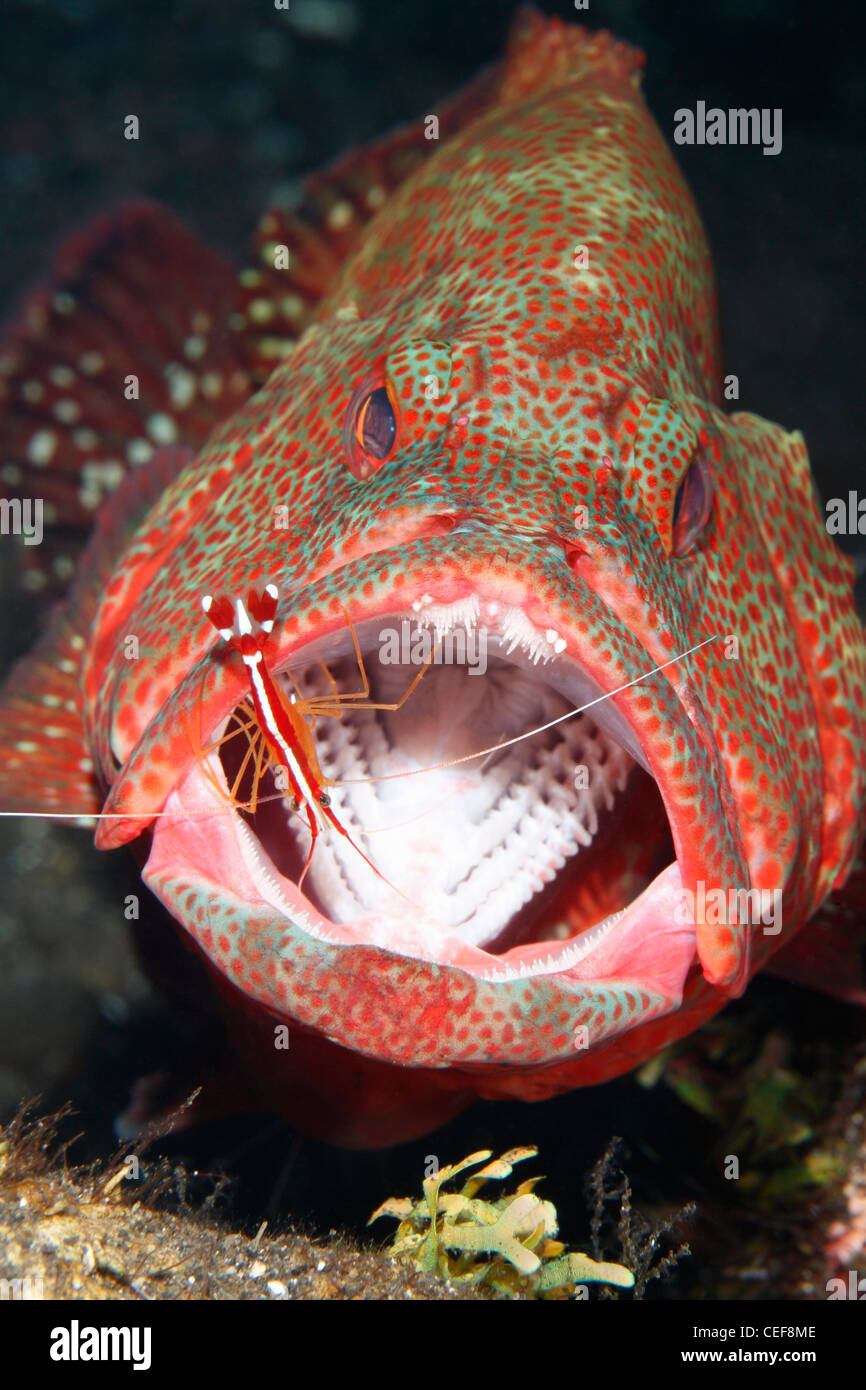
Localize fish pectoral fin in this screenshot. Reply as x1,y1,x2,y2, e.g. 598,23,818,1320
0,606,100,819
765,853,866,1007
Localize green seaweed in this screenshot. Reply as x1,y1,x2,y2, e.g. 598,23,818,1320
370,1146,635,1298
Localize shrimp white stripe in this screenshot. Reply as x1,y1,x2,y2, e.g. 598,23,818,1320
243,649,329,831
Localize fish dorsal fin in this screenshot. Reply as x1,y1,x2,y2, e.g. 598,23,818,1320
234,14,643,383
234,64,501,380
0,200,252,602
497,7,643,104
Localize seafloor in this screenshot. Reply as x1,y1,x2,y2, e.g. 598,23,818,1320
0,0,864,1300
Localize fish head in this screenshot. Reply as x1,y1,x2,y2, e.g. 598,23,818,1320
81,310,866,1138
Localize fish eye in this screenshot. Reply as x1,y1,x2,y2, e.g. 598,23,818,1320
357,387,396,459
344,375,398,479
671,451,713,556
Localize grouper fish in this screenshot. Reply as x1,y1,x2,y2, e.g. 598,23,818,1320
1,9,865,1147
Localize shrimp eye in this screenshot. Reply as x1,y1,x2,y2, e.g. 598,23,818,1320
672,452,713,556
344,375,398,479
319,791,331,807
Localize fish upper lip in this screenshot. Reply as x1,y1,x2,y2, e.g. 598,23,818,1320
284,510,462,596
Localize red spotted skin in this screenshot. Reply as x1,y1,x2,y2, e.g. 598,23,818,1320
1,12,865,1147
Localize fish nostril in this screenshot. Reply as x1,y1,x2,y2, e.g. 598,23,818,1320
564,541,588,570
429,512,458,535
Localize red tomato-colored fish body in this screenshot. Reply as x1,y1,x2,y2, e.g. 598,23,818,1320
1,10,865,1146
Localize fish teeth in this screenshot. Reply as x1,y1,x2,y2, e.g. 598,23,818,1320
498,605,563,663
408,595,481,637
401,598,565,665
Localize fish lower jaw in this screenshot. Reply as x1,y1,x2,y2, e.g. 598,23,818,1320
148,756,692,995
233,791,690,990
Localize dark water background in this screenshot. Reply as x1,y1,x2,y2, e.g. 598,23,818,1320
0,0,864,1296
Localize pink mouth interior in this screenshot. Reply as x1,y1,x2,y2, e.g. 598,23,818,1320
150,606,697,995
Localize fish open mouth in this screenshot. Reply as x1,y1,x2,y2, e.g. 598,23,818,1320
230,621,673,953
160,597,695,995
